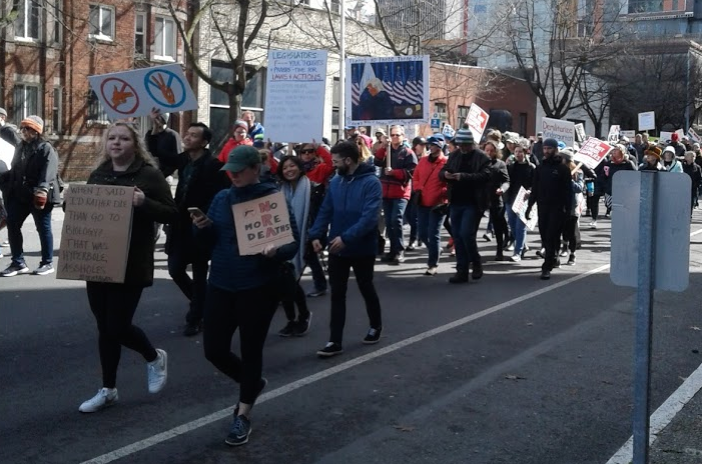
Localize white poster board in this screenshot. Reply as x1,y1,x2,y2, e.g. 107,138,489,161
689,128,701,143
511,186,538,230
88,64,198,121
574,123,586,143
675,128,685,140
607,125,621,143
347,55,430,126
574,137,613,170
620,130,635,139
660,131,673,142
638,111,655,131
542,117,575,147
232,192,295,256
0,138,14,173
466,103,489,142
264,50,328,143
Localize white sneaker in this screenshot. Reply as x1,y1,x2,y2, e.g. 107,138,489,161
79,388,118,413
147,349,168,393
589,221,597,229
510,254,521,262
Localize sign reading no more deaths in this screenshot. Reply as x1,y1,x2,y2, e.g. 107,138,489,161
232,191,295,256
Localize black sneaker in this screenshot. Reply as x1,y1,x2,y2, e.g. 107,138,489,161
472,262,484,280
295,312,312,336
536,248,545,259
540,269,551,280
225,415,252,446
554,259,561,269
32,263,55,276
183,321,202,337
278,321,297,337
380,253,395,263
405,242,416,251
1,263,29,277
306,289,326,298
483,232,493,242
317,342,343,357
449,271,469,284
363,327,382,345
567,254,576,266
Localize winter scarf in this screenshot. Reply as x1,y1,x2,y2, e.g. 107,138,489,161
282,175,311,279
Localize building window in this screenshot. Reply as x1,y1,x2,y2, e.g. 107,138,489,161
457,105,469,127
519,113,527,136
13,84,39,121
330,0,340,14
89,4,114,41
154,16,176,61
52,88,62,133
434,102,447,116
135,13,146,56
14,0,40,41
52,0,62,44
87,90,109,123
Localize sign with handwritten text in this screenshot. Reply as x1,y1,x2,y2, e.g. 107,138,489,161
88,64,197,120
232,192,295,255
264,50,328,142
57,185,134,283
542,117,575,147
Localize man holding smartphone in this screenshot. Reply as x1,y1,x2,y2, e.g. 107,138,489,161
167,122,229,336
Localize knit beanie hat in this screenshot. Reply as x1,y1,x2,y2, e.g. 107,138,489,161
233,120,248,132
543,138,559,149
21,115,43,134
453,124,474,144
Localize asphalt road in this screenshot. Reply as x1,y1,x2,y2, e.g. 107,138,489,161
2,207,702,464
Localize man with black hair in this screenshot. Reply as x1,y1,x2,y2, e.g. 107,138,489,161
167,122,229,336
145,109,182,178
309,141,383,357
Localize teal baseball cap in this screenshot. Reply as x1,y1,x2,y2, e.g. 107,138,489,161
221,145,261,173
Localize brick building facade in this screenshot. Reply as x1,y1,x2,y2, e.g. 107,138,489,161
1,0,187,180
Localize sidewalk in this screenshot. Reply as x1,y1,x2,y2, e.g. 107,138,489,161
650,388,702,464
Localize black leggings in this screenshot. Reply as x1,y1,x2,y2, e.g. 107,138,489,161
203,284,278,404
562,216,580,253
489,205,508,253
282,282,310,322
86,282,158,389
588,195,601,221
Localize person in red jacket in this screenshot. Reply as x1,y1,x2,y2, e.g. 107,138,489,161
300,143,335,186
413,136,448,275
217,120,252,163
374,125,417,264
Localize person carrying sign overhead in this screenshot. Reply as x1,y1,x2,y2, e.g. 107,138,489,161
144,109,182,179
192,145,299,447
78,121,177,413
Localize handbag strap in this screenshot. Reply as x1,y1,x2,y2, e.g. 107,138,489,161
419,159,442,190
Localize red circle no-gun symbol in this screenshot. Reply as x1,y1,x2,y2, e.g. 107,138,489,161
100,78,140,115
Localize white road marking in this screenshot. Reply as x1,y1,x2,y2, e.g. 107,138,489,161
606,225,702,464
80,264,610,464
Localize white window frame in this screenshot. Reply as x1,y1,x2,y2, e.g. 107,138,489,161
135,12,146,57
88,4,115,42
51,87,62,134
14,0,41,42
13,84,40,121
154,16,176,62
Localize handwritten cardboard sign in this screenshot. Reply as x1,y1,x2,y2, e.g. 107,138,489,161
57,185,134,283
511,186,538,230
88,64,198,120
607,125,620,143
232,191,295,255
638,111,655,131
574,137,613,170
542,117,575,147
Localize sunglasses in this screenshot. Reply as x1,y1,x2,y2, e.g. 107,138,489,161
390,134,401,137
301,149,315,154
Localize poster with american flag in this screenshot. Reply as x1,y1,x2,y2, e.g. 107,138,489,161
346,55,430,126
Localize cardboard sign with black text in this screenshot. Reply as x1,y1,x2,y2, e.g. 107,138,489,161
57,185,134,283
232,191,295,255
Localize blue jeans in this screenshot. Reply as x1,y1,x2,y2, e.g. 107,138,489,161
383,198,408,256
404,193,418,244
417,205,446,267
450,204,481,273
6,199,54,265
505,202,527,256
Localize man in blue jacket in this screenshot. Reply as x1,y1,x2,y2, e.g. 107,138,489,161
309,141,383,357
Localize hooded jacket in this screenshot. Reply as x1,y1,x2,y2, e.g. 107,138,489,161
527,154,572,213
488,158,510,209
308,162,382,257
217,137,253,164
505,161,535,205
0,138,60,205
412,152,448,207
597,158,637,196
664,157,684,173
86,159,178,287
198,181,300,293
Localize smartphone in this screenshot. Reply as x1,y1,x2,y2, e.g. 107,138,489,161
187,207,205,218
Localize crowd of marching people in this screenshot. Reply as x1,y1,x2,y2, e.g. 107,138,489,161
2,106,701,447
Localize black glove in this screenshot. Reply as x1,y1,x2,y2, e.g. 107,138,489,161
525,206,532,221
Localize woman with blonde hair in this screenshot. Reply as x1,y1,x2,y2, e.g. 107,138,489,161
78,121,177,413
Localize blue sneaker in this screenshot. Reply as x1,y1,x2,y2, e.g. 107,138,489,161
225,415,251,446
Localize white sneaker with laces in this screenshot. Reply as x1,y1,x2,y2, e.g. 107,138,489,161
589,221,597,229
79,388,118,413
147,349,168,393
